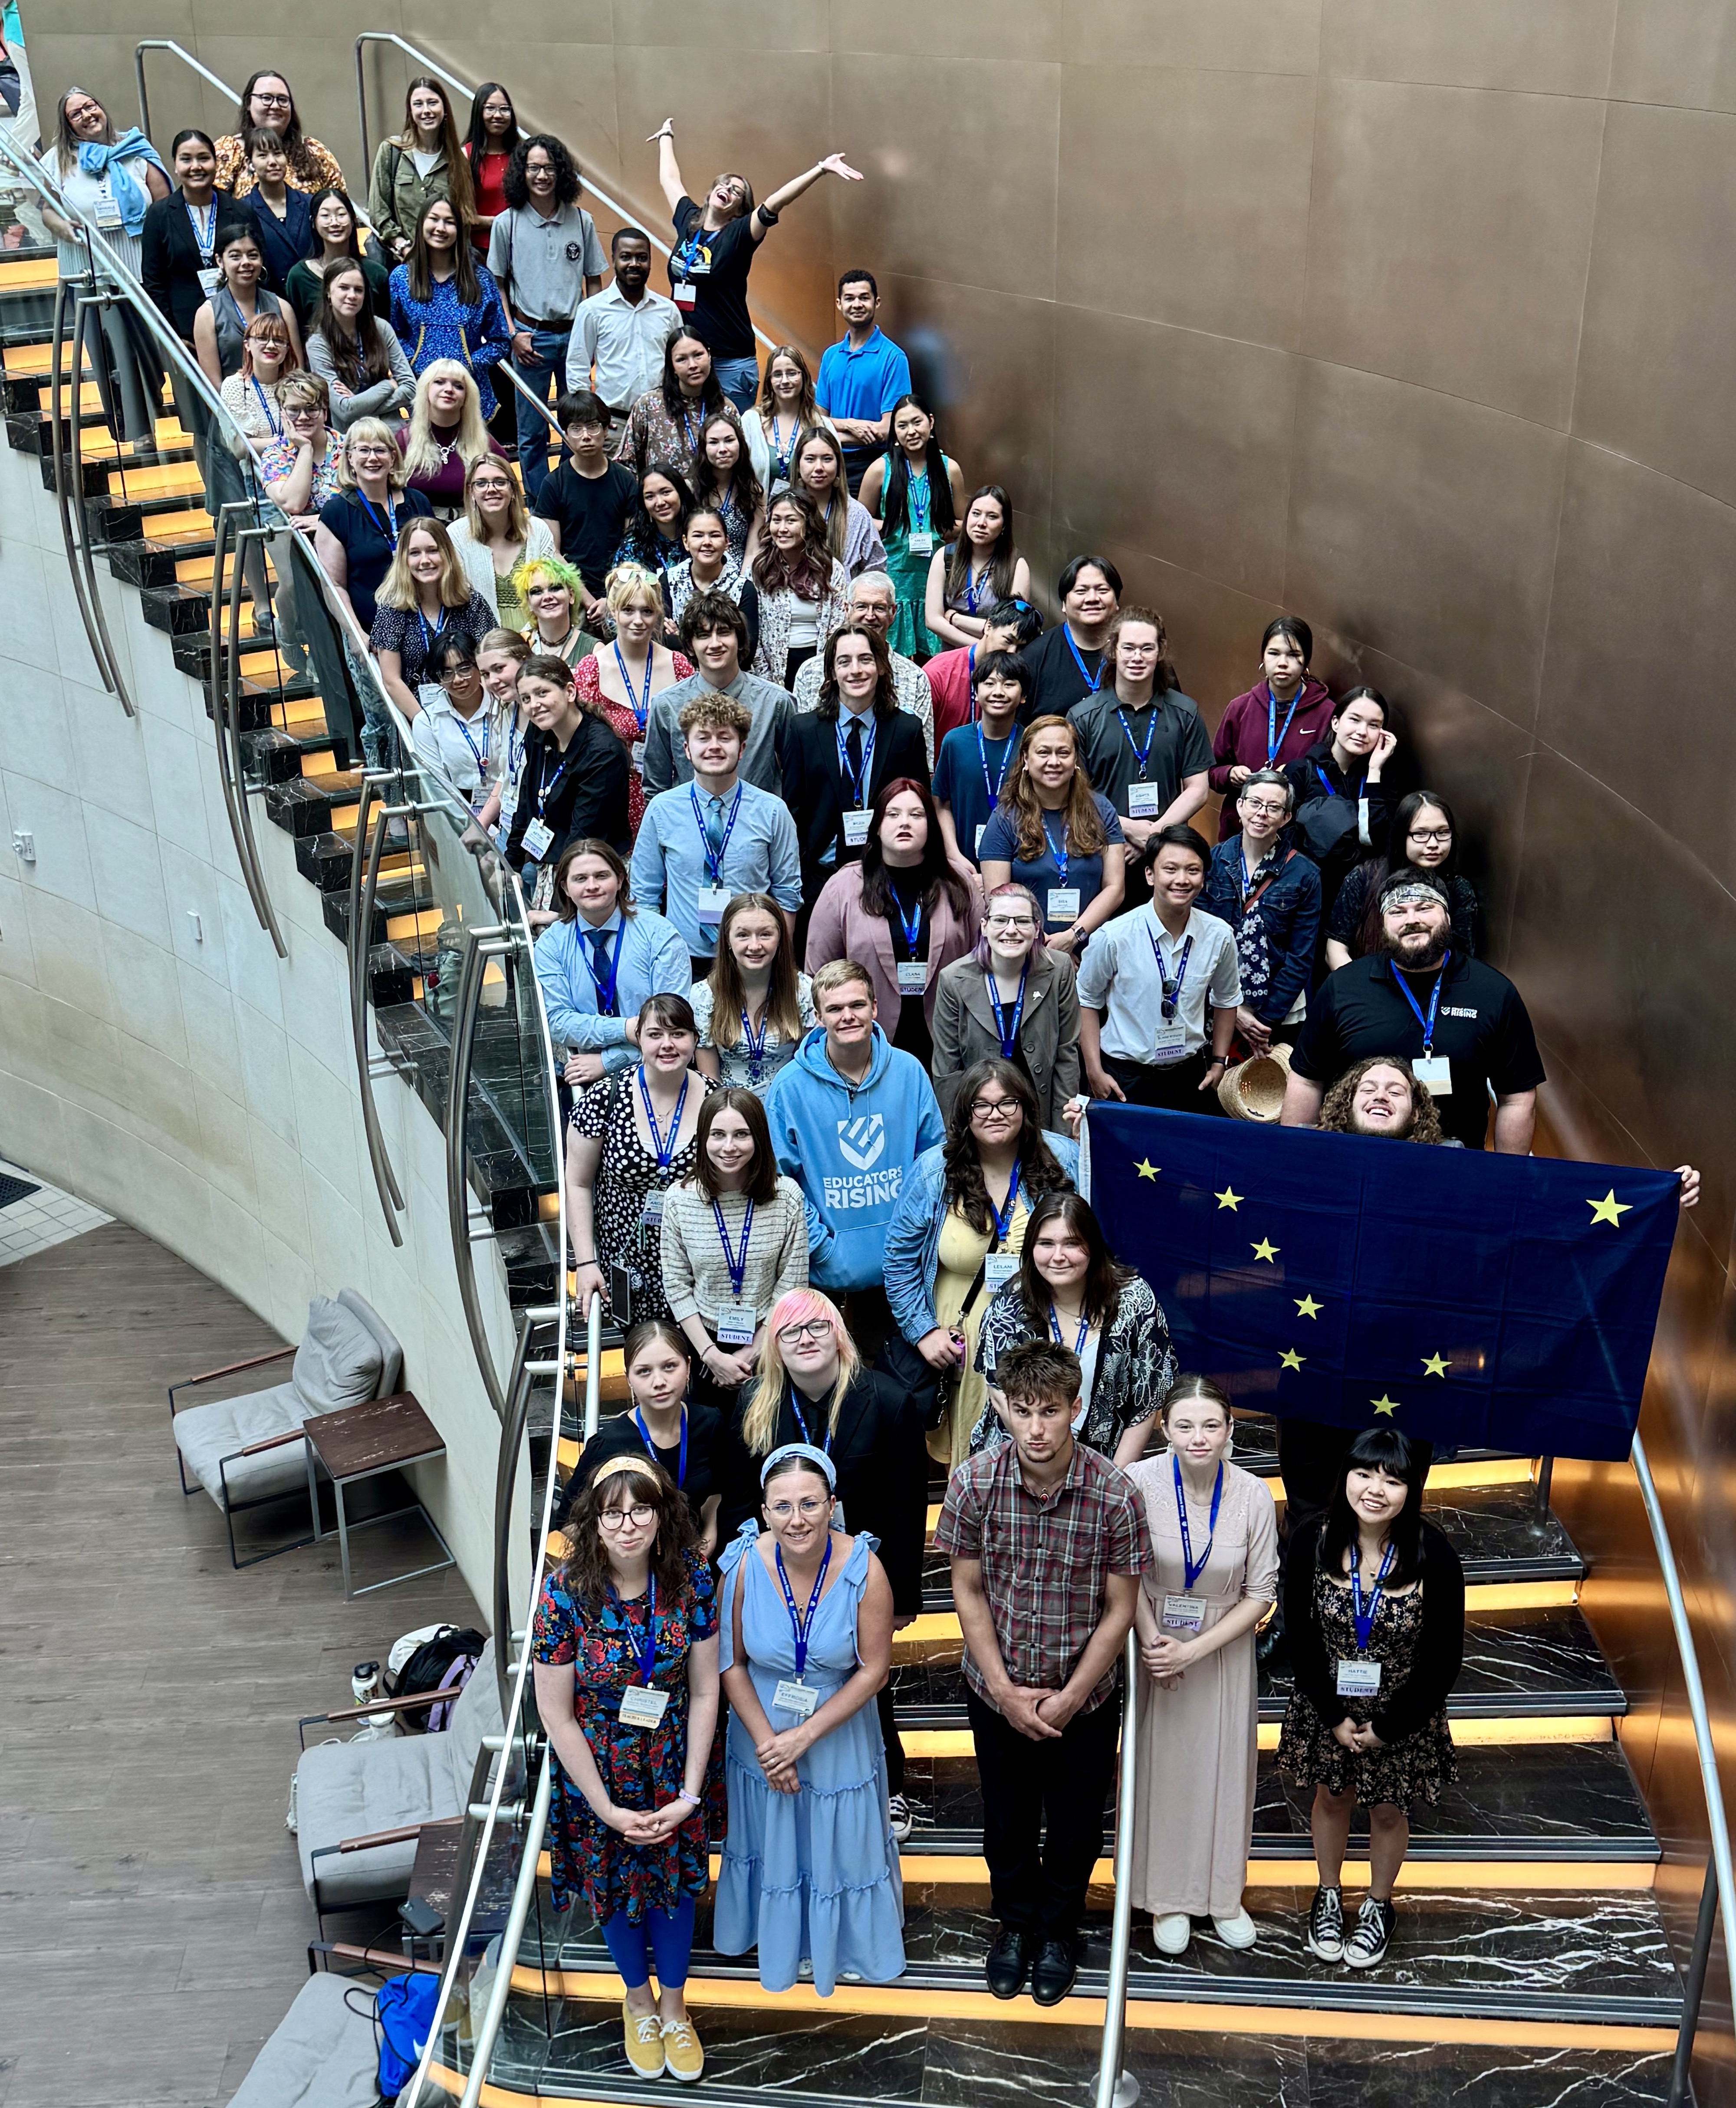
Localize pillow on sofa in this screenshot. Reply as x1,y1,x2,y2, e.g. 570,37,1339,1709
291,1295,385,1417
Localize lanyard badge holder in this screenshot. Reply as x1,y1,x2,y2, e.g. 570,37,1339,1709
713,1197,758,1344
691,783,744,924
1164,1454,1223,1632
1119,707,1162,818
1049,1303,1090,1429
983,1164,1022,1292
906,471,934,556
1391,954,1453,1094
838,718,875,848
617,1576,669,1726
582,920,627,1017
1041,814,1079,926
634,1404,688,1488
975,724,1017,857
772,1538,832,1722
1147,928,1193,1059
1265,681,1302,766
893,895,927,995
1336,1542,1395,1698
637,1069,690,1226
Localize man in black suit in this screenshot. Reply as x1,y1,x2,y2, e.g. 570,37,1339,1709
780,622,929,943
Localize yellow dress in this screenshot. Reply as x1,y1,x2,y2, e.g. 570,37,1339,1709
929,1196,1030,1470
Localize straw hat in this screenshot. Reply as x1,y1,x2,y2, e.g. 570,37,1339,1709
1218,1041,1292,1121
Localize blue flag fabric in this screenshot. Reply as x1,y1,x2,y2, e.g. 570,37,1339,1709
1082,1105,1680,1462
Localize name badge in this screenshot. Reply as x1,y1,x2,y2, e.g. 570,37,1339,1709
697,884,732,919
197,265,223,294
1336,1658,1382,1698
1046,887,1080,924
1151,1023,1187,1057
673,281,697,309
715,1306,756,1346
773,1677,819,1721
842,807,872,848
984,1252,1019,1291
907,530,935,556
640,1190,665,1225
1126,782,1161,818
975,823,987,857
618,1684,669,1728
94,194,124,231
1162,1593,1205,1634
520,817,554,861
896,960,928,996
1413,1055,1453,1094
631,739,646,772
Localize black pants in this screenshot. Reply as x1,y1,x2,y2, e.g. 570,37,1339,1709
1103,1050,1226,1116
877,1683,905,1796
840,1285,894,1368
966,1682,1121,1943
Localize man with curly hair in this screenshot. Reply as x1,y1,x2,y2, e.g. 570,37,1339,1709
1316,1056,1448,1145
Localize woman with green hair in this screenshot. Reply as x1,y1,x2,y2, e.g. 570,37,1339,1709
514,549,595,668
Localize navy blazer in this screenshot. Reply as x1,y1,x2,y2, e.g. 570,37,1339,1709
240,189,314,298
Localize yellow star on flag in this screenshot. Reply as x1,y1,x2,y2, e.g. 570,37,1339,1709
1371,1394,1399,1416
1421,1352,1450,1378
1294,1294,1322,1319
1279,1348,1305,1371
1587,1189,1631,1227
1215,1185,1242,1210
1250,1237,1279,1263
1135,1159,1159,1182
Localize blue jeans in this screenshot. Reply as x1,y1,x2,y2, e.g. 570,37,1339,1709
712,353,760,412
513,327,572,501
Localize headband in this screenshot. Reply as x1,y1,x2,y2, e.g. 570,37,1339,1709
590,1454,658,1490
760,1442,837,1490
1381,876,1449,911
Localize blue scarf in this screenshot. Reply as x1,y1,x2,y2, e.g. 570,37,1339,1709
76,132,166,237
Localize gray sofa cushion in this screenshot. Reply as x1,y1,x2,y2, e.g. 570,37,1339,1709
296,1642,501,1907
335,1288,403,1398
291,1296,385,1419
226,1970,381,2108
174,1381,308,1508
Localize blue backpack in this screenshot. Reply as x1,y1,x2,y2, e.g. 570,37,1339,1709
375,1972,441,2098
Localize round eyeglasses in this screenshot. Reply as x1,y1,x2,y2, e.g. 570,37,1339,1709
598,1503,656,1529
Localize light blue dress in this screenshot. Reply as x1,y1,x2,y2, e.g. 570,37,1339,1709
714,1524,905,1993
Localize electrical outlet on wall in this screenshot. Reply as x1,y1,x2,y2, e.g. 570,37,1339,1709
11,831,34,863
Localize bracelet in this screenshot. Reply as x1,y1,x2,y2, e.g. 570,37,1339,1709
674,1789,702,1805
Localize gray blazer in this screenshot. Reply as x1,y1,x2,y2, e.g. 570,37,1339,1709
931,948,1082,1129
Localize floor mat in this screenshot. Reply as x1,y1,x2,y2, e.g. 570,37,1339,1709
0,1174,40,1209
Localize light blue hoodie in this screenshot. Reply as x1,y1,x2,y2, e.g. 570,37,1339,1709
764,1024,945,1292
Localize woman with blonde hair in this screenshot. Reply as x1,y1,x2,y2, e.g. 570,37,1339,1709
449,451,555,625
370,515,495,722
575,564,695,835
978,714,1124,955
739,344,834,494
513,551,594,669
476,628,533,844
693,893,815,1093
368,75,476,262
717,1288,927,1840
750,488,849,689
398,357,507,514
791,424,886,580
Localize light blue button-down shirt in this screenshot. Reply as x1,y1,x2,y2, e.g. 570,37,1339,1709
630,777,803,957
533,908,692,1071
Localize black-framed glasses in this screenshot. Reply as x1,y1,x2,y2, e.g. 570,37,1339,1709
969,1097,1021,1120
598,1503,656,1529
776,1319,832,1344
1408,827,1451,845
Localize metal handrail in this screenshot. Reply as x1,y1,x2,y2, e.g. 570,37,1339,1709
353,30,786,357
46,279,118,704
206,503,262,929
446,924,517,1418
66,290,138,714
1630,1429,1736,2092
134,40,241,144
1094,1629,1141,2108
348,771,408,1242
224,519,289,955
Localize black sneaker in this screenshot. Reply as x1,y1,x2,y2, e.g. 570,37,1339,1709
1306,1884,1345,1963
1030,1937,1078,2006
985,1927,1029,1999
1344,1896,1395,1969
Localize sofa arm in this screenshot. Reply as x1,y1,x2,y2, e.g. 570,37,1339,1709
168,1344,295,1411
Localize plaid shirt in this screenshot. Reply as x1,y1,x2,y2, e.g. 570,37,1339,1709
936,1440,1151,1715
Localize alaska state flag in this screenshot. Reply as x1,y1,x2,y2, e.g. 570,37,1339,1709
1082,1105,1680,1461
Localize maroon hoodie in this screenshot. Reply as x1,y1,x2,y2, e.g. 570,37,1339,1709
1209,674,1336,838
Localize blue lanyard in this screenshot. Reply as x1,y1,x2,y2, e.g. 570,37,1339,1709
680,403,706,455
712,1197,756,1299
1266,681,1302,766
1040,813,1069,886
637,1067,690,1169
506,712,526,785
774,1537,832,1677
451,708,490,786
1351,1541,1396,1654
740,1003,771,1082
892,892,923,955
987,1163,1021,1247
1049,1302,1089,1354
356,490,399,546
837,715,875,809
769,414,799,478
963,561,993,615
788,1388,832,1455
977,724,1016,812
1389,954,1450,1056
533,742,563,819
634,1404,687,1489
1063,624,1104,694
1148,928,1194,1021
613,641,656,732
184,195,216,258
251,376,281,439
907,468,930,529
1117,705,1157,779
689,783,744,885
987,962,1027,1059
1315,760,1365,802
1174,1453,1224,1592
418,605,447,658
611,1574,658,1687
675,229,707,276
580,919,627,1016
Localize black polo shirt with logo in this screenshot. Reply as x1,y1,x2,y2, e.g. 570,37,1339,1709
1290,951,1545,1150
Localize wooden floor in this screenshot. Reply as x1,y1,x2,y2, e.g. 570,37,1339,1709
0,1223,481,2106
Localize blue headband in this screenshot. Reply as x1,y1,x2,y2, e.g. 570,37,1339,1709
760,1441,837,1490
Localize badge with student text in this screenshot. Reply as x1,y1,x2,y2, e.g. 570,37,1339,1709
842,808,872,848
1126,782,1161,818
907,530,934,556
1046,887,1080,923
896,960,928,995
715,1306,755,1346
520,818,554,861
984,1253,1019,1291
1335,1658,1382,1697
1161,1594,1205,1633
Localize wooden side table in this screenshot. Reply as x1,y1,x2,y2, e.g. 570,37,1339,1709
302,1391,456,1600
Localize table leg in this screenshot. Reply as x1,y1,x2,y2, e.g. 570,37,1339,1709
304,1436,324,1544
336,1473,353,1600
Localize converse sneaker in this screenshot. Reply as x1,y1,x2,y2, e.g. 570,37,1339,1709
1344,1895,1395,1969
1306,1884,1345,1963
887,1793,913,1842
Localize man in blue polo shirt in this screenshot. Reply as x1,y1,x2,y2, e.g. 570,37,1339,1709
815,269,912,494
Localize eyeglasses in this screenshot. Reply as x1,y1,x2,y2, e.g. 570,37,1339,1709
1408,828,1451,845
252,92,292,108
969,1097,1020,1120
437,664,477,684
776,1319,833,1344
1240,799,1288,817
598,1503,656,1529
766,1496,830,1520
985,915,1036,933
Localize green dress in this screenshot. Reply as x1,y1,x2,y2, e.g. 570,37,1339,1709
876,451,952,661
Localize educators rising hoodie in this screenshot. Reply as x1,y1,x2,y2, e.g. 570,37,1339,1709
764,1023,945,1293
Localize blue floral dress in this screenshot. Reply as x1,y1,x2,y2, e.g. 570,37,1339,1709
388,262,512,418
531,1549,719,1921
713,1524,905,1992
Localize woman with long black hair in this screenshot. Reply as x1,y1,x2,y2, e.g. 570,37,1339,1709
618,329,739,484
859,393,964,661
925,483,1029,650
462,81,523,255
283,187,391,332
1326,790,1483,970
1278,1427,1463,1971
689,409,765,567
792,424,886,580
613,461,697,587
1208,615,1336,838
213,72,342,195
388,196,511,418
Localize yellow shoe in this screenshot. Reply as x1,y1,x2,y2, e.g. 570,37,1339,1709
661,2013,704,2082
623,1999,665,2078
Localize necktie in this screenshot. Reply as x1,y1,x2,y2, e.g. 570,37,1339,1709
589,926,616,1013
705,796,727,864
845,717,864,791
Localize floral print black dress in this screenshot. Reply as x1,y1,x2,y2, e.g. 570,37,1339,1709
570,1070,717,1323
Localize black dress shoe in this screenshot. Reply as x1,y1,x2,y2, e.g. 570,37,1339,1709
984,1927,1029,1999
1030,1937,1078,2006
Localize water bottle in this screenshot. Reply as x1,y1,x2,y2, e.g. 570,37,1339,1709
351,1659,394,1740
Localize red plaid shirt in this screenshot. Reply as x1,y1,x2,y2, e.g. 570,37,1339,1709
936,1438,1151,1715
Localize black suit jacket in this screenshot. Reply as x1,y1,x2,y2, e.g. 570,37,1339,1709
141,188,236,342
240,189,314,298
782,704,930,901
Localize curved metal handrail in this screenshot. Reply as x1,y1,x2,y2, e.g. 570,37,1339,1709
446,923,516,1419
66,291,140,716
224,519,288,956
1093,1628,1141,2108
206,503,256,921
133,41,241,145
46,278,117,703
347,770,407,1242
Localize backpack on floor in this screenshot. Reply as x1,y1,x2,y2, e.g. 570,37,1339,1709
369,1971,441,2098
387,1624,487,1733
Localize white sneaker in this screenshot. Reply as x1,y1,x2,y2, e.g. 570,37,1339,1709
887,1793,913,1842
1151,1913,1192,1955
1213,1910,1258,1950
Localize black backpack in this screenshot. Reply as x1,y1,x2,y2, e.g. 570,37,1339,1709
389,1625,487,1733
